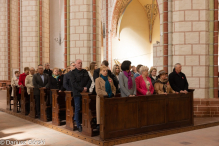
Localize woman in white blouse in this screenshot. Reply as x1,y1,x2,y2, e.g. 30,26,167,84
88,62,98,93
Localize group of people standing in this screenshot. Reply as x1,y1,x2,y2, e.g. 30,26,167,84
10,59,189,133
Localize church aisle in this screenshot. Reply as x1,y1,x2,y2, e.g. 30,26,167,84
0,111,96,146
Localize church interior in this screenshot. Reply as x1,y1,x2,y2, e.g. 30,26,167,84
1,0,219,146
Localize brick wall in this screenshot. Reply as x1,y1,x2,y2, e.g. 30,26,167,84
171,0,209,99
153,0,210,99
21,0,38,70
69,0,93,68
10,0,19,74
42,0,49,65
194,98,219,117
0,0,8,80
96,0,102,66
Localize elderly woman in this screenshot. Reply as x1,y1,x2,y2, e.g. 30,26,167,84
113,64,121,93
95,65,116,127
119,60,136,97
135,66,154,95
149,67,158,86
154,70,175,95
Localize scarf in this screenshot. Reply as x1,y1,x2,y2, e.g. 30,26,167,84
100,74,112,98
155,79,168,93
52,74,59,81
123,71,133,89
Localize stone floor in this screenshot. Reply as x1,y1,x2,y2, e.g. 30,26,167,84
1,90,219,146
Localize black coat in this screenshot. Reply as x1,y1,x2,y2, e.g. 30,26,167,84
93,68,119,94
63,71,72,91
70,68,92,97
149,75,158,86
49,75,64,91
44,69,52,76
32,73,49,95
168,68,189,92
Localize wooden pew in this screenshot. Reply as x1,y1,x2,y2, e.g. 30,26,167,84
65,91,77,130
13,86,20,113
40,88,51,122
100,89,195,140
20,86,29,115
29,87,36,118
81,92,97,136
81,93,121,137
6,85,13,110
51,89,66,126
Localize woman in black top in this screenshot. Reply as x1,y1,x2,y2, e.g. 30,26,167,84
49,68,64,104
149,67,158,86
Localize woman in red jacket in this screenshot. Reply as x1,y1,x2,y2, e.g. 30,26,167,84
135,66,154,96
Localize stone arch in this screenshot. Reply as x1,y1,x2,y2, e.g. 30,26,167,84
111,0,161,38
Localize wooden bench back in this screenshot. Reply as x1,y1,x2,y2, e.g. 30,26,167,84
100,90,194,140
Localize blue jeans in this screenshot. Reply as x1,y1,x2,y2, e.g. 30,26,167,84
74,96,82,128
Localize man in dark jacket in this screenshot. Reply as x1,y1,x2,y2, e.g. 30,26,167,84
70,59,91,132
93,60,119,94
169,63,189,94
43,63,52,76
33,64,49,119
63,62,75,91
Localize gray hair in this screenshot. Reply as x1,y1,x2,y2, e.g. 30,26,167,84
174,63,181,68
139,66,149,75
75,59,82,63
30,67,35,70
70,62,75,65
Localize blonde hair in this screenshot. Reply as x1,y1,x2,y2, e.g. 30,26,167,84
89,62,96,76
112,64,120,75
149,67,157,74
100,65,108,72
139,66,149,75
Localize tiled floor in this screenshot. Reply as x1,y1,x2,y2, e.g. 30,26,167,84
117,125,219,146
0,111,96,146
1,90,219,146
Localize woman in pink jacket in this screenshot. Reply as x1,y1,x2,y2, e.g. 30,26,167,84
135,66,154,95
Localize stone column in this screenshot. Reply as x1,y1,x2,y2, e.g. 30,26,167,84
21,0,39,69
153,0,164,72
69,0,102,68
172,0,209,99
